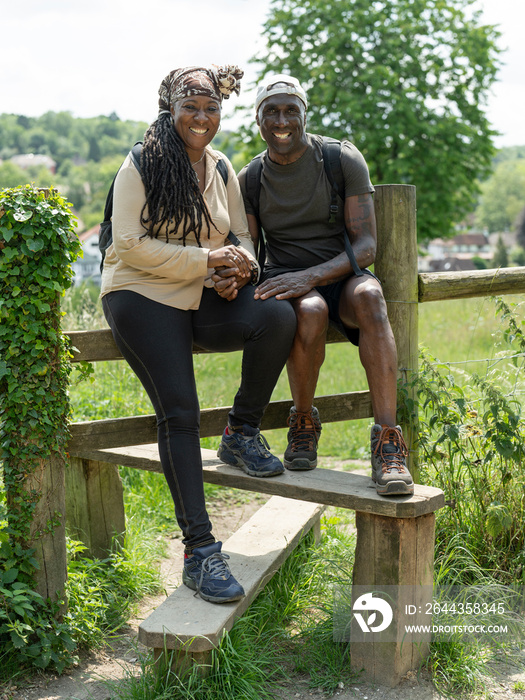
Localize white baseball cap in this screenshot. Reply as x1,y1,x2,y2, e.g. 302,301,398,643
255,75,308,112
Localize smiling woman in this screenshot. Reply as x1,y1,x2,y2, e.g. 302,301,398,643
97,64,297,606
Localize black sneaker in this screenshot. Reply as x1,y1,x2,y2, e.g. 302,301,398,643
370,424,414,496
217,424,284,477
182,541,245,604
283,406,321,471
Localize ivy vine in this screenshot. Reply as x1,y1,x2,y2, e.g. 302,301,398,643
0,185,81,670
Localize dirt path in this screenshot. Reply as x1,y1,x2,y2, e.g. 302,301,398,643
2,464,525,700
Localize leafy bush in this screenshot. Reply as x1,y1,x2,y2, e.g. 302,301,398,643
402,297,525,581
0,542,75,674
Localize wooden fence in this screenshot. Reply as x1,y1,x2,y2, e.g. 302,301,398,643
7,184,525,611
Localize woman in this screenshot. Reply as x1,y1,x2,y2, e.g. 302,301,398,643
100,66,296,604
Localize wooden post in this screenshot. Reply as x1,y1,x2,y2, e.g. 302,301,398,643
350,511,435,686
23,455,67,607
374,185,419,480
66,458,126,559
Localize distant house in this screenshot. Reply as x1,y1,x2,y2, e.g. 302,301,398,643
72,226,102,284
428,257,477,272
420,231,492,272
10,153,57,174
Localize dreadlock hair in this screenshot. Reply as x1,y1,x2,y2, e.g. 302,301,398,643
139,112,216,246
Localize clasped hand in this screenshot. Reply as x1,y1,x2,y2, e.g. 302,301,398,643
208,245,251,301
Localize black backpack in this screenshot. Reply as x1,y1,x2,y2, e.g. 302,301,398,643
244,136,363,277
98,142,232,271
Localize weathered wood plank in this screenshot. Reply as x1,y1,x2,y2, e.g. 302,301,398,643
374,185,419,478
70,445,445,518
66,458,125,559
65,326,347,363
22,455,67,606
418,267,525,303
350,511,435,686
67,391,373,451
139,496,325,654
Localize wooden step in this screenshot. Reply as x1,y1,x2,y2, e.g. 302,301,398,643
73,445,445,518
137,495,325,668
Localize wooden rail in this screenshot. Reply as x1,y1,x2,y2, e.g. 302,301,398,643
418,267,525,302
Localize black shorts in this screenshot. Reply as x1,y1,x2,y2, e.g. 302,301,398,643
264,266,379,347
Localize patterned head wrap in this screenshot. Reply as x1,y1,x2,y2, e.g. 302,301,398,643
158,65,243,114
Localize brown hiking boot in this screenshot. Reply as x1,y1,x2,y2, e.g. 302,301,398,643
371,424,414,496
284,406,322,471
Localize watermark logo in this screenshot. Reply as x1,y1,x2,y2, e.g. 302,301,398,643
352,592,393,633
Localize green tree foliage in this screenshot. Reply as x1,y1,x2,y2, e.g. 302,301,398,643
476,160,525,233
492,234,509,267
0,112,147,169
246,0,502,241
0,112,148,228
517,207,525,249
492,145,525,166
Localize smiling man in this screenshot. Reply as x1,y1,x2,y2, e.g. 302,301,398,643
237,74,414,496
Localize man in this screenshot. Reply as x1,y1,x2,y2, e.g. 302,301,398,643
236,74,414,496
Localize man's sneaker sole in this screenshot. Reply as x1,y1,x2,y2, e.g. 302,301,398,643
373,476,414,496
217,445,284,478
182,570,244,603
284,456,317,471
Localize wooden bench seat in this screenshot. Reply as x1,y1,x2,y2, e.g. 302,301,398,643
138,495,325,671
72,444,444,519
68,445,444,685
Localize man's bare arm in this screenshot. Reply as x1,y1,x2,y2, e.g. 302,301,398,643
254,193,377,300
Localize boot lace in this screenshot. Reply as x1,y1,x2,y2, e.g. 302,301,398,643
373,426,408,474
288,411,321,452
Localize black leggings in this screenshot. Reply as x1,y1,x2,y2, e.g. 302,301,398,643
102,287,296,551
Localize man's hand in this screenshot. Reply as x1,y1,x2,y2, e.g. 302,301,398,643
254,271,314,300
212,267,249,301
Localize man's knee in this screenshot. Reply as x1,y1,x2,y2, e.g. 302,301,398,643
341,279,389,328
293,295,329,341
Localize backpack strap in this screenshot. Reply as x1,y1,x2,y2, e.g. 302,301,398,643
215,157,241,245
244,153,266,267
216,158,228,186
321,136,363,277
130,141,143,173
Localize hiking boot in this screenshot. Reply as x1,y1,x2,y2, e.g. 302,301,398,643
371,424,414,496
217,424,284,477
182,541,245,604
284,406,322,471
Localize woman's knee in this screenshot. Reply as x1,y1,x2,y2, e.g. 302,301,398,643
256,297,297,342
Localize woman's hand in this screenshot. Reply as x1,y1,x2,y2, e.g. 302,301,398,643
211,267,249,301
207,246,251,279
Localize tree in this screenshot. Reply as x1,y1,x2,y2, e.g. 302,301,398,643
515,206,525,249
247,0,502,241
476,160,525,233
492,235,509,268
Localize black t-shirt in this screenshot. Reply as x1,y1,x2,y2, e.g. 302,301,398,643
238,133,374,273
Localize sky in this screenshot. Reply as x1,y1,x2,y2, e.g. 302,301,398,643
1,0,524,148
